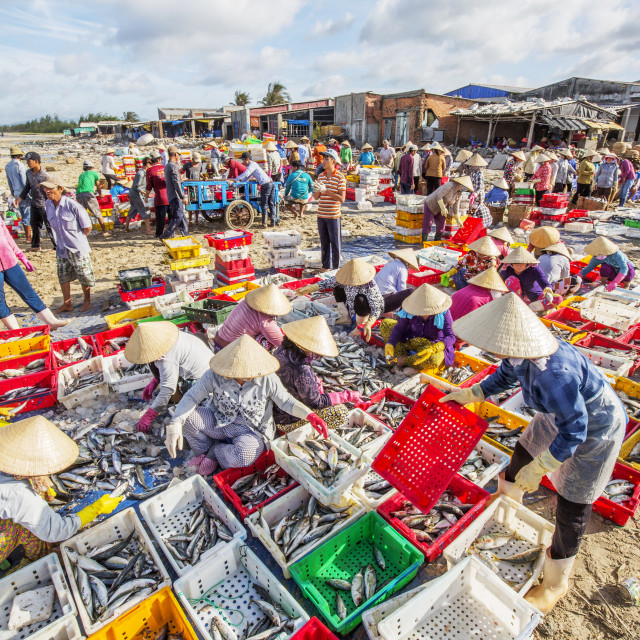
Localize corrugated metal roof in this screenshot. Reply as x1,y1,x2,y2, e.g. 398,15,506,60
451,98,617,117
541,115,586,130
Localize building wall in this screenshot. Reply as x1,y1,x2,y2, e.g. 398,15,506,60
335,92,381,146
518,78,640,104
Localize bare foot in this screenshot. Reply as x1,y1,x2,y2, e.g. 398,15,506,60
55,303,73,313
50,318,71,329
27,246,42,252
81,301,91,312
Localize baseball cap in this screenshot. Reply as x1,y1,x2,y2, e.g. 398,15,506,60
321,149,340,163
24,152,41,163
167,145,180,155
40,180,63,189
150,150,162,160
240,151,251,160
83,160,94,169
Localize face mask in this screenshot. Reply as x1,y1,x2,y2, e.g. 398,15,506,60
305,352,317,364
596,255,606,260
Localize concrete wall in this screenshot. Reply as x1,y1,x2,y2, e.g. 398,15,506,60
335,92,381,146
519,78,640,105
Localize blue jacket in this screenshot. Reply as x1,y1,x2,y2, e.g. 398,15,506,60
359,151,375,165
485,186,509,204
580,249,628,278
284,170,313,200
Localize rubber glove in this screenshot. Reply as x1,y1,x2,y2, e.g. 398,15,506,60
77,494,124,527
165,422,183,457
439,383,484,405
411,345,436,366
514,449,563,493
307,412,328,438
437,199,447,217
297,283,320,296
385,343,396,364
136,408,158,433
142,378,159,401
328,390,363,405
362,318,376,342
20,257,34,272
542,287,554,303
444,268,458,278
606,272,625,292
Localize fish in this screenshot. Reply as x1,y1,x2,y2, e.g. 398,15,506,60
336,592,347,620
602,479,635,502
492,545,546,564
351,567,364,606
364,564,376,600
234,465,293,509
472,534,514,551
326,579,351,591
373,546,386,571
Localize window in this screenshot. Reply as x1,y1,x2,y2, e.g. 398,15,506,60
395,112,408,146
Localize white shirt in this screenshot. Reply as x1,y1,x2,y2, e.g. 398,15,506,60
413,153,421,177
101,155,116,174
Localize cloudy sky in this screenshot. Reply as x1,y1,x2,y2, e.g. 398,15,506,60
2,0,639,123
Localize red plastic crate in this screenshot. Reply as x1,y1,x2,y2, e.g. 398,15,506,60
575,333,638,355
0,369,57,415
377,475,490,561
213,187,235,201
214,260,254,280
345,187,356,201
94,324,136,356
214,255,253,272
117,193,130,203
567,208,589,218
569,261,600,282
579,321,624,337
97,195,113,209
117,276,166,303
216,270,255,286
290,617,339,640
280,277,322,292
540,194,569,207
544,307,587,328
0,350,52,376
373,264,385,273
276,267,305,279
0,325,49,343
619,325,640,347
449,217,486,246
358,388,415,429
207,293,235,304
625,418,640,440
191,288,213,301
530,210,568,224
407,266,443,287
212,450,298,520
51,336,98,370
357,319,384,346
204,230,253,250
372,385,488,514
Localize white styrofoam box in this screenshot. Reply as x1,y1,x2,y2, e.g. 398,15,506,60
267,250,305,269
377,556,541,640
169,276,214,295
355,187,368,203
215,246,250,262
174,539,308,640
595,222,626,236
175,265,211,283
460,439,511,488
368,195,385,204
415,245,461,272
246,485,365,578
500,389,536,421
263,229,303,248
61,508,171,636
357,201,373,210
362,584,429,640
153,290,194,319
392,373,426,399
564,221,594,233
36,616,83,640
574,345,634,376
443,496,555,595
102,351,154,393
0,554,77,640
396,194,426,208
271,422,372,507
338,408,393,456
302,250,322,268
139,475,246,576
351,466,397,512
57,356,108,409
268,246,300,260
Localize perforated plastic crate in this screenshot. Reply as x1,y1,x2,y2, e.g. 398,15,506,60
407,266,443,286
57,356,108,410
358,387,414,430
0,367,57,415
574,333,638,376
263,229,303,249
468,399,532,455
153,290,194,319
351,467,398,512
334,408,394,456
461,438,511,487
163,236,202,259
204,229,253,250
420,351,497,392
93,325,135,356
104,305,159,330
117,277,166,303
102,351,153,393
449,217,485,246
290,617,339,639
620,428,640,472
0,334,49,362
39,616,83,640
51,337,97,371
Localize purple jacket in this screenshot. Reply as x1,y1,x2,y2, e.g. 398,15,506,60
620,158,635,182
501,265,550,303
388,311,456,366
399,153,414,184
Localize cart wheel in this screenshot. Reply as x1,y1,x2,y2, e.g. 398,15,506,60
201,210,219,223
224,199,255,229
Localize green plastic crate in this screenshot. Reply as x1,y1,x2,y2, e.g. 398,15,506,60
289,512,423,634
514,188,536,196
118,268,153,291
137,314,190,326
182,298,236,324
624,219,640,228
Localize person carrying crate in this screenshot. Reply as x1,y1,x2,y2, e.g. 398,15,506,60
233,151,277,227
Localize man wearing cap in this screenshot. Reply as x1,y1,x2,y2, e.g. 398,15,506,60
41,181,94,313
75,160,107,235
161,146,188,239
146,151,169,237
221,154,248,180
15,152,55,251
235,151,276,226
4,146,31,243
571,150,596,204
379,140,396,171
101,149,119,189
126,157,152,234
398,145,416,194
312,148,345,270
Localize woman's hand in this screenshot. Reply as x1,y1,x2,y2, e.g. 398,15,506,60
21,257,35,272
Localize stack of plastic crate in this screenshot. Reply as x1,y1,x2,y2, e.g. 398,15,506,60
394,194,426,243
94,193,116,230
512,181,535,206
214,244,255,286
264,230,305,273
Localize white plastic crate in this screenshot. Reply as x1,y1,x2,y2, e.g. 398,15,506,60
362,584,429,640
338,408,393,456
138,475,246,576
245,485,365,578
38,616,84,640
499,389,536,421
169,276,214,295
564,221,593,233
460,439,511,488
267,250,305,269
574,344,634,376
368,195,385,204
391,224,420,236
102,351,154,393
125,296,162,311
269,246,301,260
595,222,626,237
214,246,250,262
174,539,308,640
443,496,555,595
302,250,322,268
271,422,372,507
377,556,542,640
392,373,426,399
396,194,426,208
0,554,77,640
415,245,461,272
61,508,171,636
351,467,397,511
176,265,211,283
595,288,640,307
287,298,339,326
153,290,194,319
263,230,303,249
57,356,108,410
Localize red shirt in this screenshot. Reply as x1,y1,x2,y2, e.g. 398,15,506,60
146,163,168,206
227,160,247,179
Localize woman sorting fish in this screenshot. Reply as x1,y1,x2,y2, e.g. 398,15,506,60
373,248,419,300
441,293,626,613
447,235,501,290
382,283,455,369
527,225,560,259
164,335,329,474
538,242,582,296
420,175,473,243
579,237,635,291
213,284,290,351
486,226,513,259
0,417,122,570
124,322,214,434
449,267,509,320
274,316,358,432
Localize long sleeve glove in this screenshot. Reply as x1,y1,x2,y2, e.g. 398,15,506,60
77,494,124,527
136,408,158,434
297,283,320,296
20,257,35,272
437,199,447,217
438,383,484,405
411,344,437,366
606,272,625,292
328,390,363,405
165,422,183,458
385,343,397,364
142,378,159,401
307,412,328,438
362,317,376,342
514,449,563,493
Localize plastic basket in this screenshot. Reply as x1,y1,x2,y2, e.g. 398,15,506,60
620,428,640,471
216,270,256,286
162,236,202,259
263,229,303,249
372,385,487,515
57,356,108,410
449,217,485,246
102,351,153,392
0,324,49,344
420,351,497,391
204,230,253,250
41,616,83,640
153,290,194,320
170,276,215,295
246,485,365,579
93,325,135,356
334,408,393,456
540,318,588,344
104,305,158,330
51,336,97,370
212,450,297,520
466,400,531,455
290,511,424,634
406,266,443,287
543,306,588,328
0,366,57,414
139,475,246,576
166,252,211,271
279,279,324,295
290,617,339,640
0,335,49,362
211,280,260,300
215,246,250,262
574,333,638,376
214,255,253,274
0,553,77,640
392,373,427,399
175,265,211,283
377,556,541,640
395,216,422,229
182,298,236,324
61,508,171,636
394,232,422,244
174,539,308,640
117,276,166,303
118,267,152,291
460,438,511,487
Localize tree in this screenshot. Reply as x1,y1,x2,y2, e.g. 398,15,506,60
122,111,140,122
259,82,291,106
232,91,251,106
78,112,120,123
0,114,76,134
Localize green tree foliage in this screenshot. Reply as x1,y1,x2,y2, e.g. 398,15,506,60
0,114,77,134
233,91,251,106
259,82,291,106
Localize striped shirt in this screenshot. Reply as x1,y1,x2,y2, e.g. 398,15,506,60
316,169,346,219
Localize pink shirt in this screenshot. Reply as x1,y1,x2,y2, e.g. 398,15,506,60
215,298,284,348
450,284,494,321
533,163,552,191
0,219,25,272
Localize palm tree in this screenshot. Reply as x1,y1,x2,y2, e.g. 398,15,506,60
233,91,251,106
122,111,139,122
260,82,291,106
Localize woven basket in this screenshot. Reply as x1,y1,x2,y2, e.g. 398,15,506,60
577,196,607,211
613,141,630,155
488,204,507,225
507,204,532,227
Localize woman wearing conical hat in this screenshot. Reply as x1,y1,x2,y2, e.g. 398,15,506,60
538,242,582,296
0,417,123,570
462,154,493,228
381,284,455,370
273,317,356,433
579,237,635,291
484,178,510,206
374,248,419,300
447,236,501,290
487,227,513,260
527,225,560,259
450,267,509,321
441,294,626,615
164,335,328,474
421,175,474,243
503,150,526,189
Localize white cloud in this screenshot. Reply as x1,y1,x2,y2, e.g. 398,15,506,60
309,12,355,38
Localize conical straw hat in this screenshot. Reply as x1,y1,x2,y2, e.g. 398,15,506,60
501,245,538,265
282,316,338,357
544,242,571,260
488,227,514,244
335,258,376,286
124,321,179,364
421,143,432,151
388,248,419,271
402,283,451,317
467,267,509,292
583,149,597,158
584,236,618,257
264,141,277,151
510,150,526,161
285,140,298,149
546,151,558,160
468,236,501,258
453,292,558,358
531,145,544,152
455,150,473,163
529,226,559,248
591,154,602,163
536,154,550,163
492,178,509,190
245,284,292,316
362,143,373,150
464,153,488,168
210,334,280,379
451,176,473,191
0,416,79,477
429,142,444,152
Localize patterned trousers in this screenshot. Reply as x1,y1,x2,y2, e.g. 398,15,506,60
380,319,445,368
0,519,49,563
277,404,349,434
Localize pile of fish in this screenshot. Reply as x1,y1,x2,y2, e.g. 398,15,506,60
437,364,475,385
392,376,426,400
364,396,411,429
358,474,393,501
325,547,387,619
334,419,384,450
53,337,93,366
616,390,640,420
582,342,629,356
601,478,635,504
101,335,130,356
0,383,50,403
138,624,185,640
459,449,499,484
161,501,234,570
626,441,640,464
111,361,152,381
0,357,47,377
547,324,579,342
62,370,104,397
0,329,45,344
65,530,163,623
230,465,294,510
484,417,525,450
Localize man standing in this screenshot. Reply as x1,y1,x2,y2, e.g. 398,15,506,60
101,149,119,189
298,136,311,167
398,145,416,194
76,160,107,235
412,145,422,193
146,150,169,237
619,153,636,207
312,139,327,167
41,180,94,313
15,152,55,251
221,154,247,179
126,157,152,234
313,149,345,269
379,140,396,172
4,146,31,243
161,146,189,239
235,151,276,227
209,142,222,176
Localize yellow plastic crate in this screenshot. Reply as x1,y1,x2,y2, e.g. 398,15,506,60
0,335,50,362
104,305,160,330
211,280,260,300
395,217,422,230
557,295,586,310
166,253,211,271
611,375,640,399
396,210,423,222
620,429,640,472
162,236,202,260
420,351,494,390
540,318,588,344
467,401,531,455
93,221,115,230
346,175,360,183
394,233,422,244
